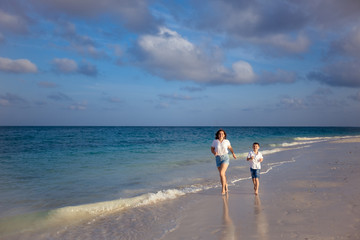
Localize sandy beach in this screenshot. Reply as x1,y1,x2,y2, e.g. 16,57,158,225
163,139,360,240
3,137,360,240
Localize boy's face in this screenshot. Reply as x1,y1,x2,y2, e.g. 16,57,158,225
253,144,260,151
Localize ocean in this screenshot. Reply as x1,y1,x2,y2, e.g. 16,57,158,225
1,126,360,239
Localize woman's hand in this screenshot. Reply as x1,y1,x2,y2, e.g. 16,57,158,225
229,146,236,159
211,147,217,156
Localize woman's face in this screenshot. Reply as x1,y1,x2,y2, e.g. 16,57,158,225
218,131,225,140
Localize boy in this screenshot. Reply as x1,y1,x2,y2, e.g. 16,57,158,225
246,142,263,195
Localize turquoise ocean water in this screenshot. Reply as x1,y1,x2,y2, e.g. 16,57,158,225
1,126,360,238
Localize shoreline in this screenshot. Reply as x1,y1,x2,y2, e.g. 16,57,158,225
2,138,360,239
163,138,360,239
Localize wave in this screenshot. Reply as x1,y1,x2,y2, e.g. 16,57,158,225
231,158,296,184
235,145,309,161
269,135,360,149
294,135,360,141
262,158,296,174
0,188,205,237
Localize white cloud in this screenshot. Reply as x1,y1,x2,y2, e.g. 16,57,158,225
265,33,310,54
308,60,360,87
136,27,257,84
0,9,28,34
232,61,255,83
55,22,108,59
52,58,78,73
331,26,360,58
0,57,37,73
52,58,98,76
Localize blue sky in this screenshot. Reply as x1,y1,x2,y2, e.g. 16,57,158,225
1,0,360,126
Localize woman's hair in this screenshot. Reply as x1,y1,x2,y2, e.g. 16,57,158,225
215,129,227,139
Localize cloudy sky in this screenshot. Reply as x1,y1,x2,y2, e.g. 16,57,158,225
1,0,360,126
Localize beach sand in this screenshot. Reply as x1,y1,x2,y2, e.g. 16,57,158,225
163,139,360,240
4,139,360,240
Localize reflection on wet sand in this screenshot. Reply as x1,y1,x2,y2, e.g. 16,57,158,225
221,194,236,240
254,195,269,240
219,194,269,240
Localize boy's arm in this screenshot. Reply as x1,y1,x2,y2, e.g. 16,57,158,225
246,153,252,161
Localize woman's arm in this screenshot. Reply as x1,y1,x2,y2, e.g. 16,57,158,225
211,147,217,156
228,146,237,159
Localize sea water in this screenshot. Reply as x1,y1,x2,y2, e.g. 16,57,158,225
1,126,360,239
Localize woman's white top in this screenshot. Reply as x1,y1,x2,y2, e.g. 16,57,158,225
211,139,231,155
247,150,263,169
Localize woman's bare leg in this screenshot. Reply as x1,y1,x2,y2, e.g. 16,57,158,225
218,163,229,195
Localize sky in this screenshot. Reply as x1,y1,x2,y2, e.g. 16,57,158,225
0,0,360,126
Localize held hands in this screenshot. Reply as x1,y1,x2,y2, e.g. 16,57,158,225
232,152,237,159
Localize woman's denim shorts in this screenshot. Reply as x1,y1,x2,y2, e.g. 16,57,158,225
250,168,260,179
215,154,229,167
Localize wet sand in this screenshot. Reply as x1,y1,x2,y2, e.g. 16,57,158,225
163,139,360,240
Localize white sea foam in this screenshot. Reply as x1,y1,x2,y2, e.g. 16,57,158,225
52,189,193,219
0,188,199,237
269,140,319,148
262,158,296,175
269,135,360,149
300,135,360,142
231,158,296,184
235,145,309,161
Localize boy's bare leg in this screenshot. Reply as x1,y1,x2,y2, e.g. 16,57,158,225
252,178,256,191
254,178,259,195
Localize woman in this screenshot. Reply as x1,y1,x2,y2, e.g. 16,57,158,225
211,129,237,195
